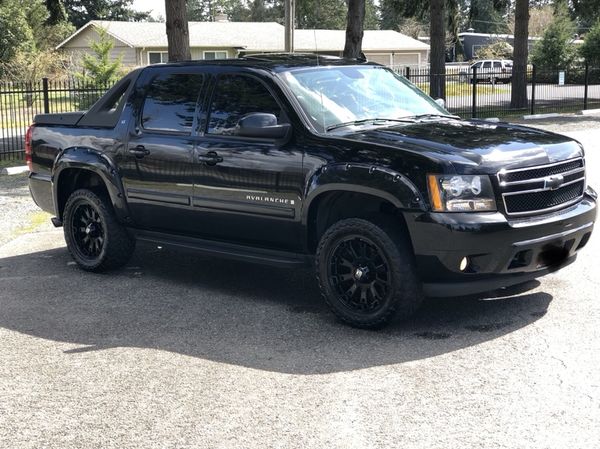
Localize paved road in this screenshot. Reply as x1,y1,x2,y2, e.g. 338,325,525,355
0,125,599,448
446,83,600,114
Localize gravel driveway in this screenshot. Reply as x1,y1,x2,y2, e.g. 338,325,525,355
0,118,598,449
0,173,52,247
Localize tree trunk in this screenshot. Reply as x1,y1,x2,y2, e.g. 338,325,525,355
165,0,191,62
429,0,446,99
343,0,365,59
511,0,529,109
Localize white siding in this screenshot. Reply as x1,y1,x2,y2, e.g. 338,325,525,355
365,53,392,65
61,25,137,67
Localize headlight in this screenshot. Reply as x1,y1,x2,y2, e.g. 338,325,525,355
427,174,496,212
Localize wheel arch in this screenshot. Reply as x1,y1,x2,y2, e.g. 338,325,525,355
304,184,418,254
53,147,129,222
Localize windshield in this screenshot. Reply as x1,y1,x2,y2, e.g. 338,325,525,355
279,65,448,133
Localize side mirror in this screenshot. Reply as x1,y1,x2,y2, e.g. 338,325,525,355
434,98,446,109
235,113,291,139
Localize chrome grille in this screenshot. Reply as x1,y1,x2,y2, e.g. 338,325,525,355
498,158,586,216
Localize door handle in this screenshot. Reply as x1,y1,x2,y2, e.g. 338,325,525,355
198,151,223,166
129,145,150,158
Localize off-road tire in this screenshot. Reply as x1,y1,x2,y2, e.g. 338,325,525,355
63,189,135,272
315,217,423,329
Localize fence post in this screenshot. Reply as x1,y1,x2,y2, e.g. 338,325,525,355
471,66,477,118
530,65,536,116
42,78,50,114
405,66,411,81
584,63,589,110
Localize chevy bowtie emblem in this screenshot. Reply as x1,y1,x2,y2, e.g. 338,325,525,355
544,174,564,190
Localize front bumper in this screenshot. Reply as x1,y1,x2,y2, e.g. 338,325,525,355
404,192,596,297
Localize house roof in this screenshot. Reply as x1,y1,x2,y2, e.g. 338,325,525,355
295,29,430,52
57,20,430,52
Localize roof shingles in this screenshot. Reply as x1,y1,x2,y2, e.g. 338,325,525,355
59,20,430,52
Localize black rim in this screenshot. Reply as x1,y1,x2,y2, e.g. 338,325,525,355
71,202,105,260
328,235,391,313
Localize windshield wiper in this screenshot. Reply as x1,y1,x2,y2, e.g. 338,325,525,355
407,113,461,121
326,118,415,132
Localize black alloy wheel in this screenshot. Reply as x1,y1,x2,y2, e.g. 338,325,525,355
64,189,135,272
328,235,391,314
71,202,105,260
316,217,423,329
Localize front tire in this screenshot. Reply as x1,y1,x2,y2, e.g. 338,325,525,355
63,189,135,272
316,218,423,329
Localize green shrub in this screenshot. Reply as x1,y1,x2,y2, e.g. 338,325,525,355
580,20,600,65
530,8,577,70
74,27,124,110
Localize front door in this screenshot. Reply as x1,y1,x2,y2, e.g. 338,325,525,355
192,72,305,251
120,70,205,234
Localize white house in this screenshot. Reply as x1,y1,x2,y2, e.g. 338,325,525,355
56,20,430,69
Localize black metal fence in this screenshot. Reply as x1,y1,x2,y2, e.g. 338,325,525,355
0,79,109,161
391,64,600,119
2,66,600,161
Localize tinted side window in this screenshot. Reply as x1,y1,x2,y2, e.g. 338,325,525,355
142,73,204,133
493,61,502,69
207,75,281,135
482,61,492,69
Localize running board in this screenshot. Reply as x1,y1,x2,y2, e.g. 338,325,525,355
132,229,312,268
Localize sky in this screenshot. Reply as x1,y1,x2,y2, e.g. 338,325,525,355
132,0,166,20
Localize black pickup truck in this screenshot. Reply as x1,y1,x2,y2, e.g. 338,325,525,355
27,55,597,328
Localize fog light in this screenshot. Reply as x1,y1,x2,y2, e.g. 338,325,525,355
459,257,469,271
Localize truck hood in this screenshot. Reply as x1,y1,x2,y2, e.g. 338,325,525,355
339,119,583,173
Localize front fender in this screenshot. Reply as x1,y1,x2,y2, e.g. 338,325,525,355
302,163,426,225
52,147,130,221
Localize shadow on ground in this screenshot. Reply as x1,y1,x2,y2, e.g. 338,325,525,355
0,242,552,374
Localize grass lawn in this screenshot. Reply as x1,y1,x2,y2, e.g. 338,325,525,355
416,81,509,97
0,158,26,169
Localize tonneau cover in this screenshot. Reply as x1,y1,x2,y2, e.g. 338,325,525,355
33,112,85,126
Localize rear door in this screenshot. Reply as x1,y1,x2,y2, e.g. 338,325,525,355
191,71,305,251
120,69,205,233
481,60,492,78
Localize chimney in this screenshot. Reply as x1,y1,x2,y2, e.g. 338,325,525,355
214,9,229,22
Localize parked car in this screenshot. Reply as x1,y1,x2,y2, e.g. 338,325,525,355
463,59,513,83
27,55,596,328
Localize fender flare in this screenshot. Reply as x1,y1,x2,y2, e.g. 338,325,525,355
52,147,130,222
302,163,426,226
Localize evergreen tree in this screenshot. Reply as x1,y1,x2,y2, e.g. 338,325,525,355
530,4,577,69
0,0,35,62
580,18,600,64
468,0,510,33
63,0,152,28
45,0,68,24
75,27,123,107
76,27,123,85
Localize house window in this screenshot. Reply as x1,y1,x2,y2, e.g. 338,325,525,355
148,51,169,65
203,51,228,60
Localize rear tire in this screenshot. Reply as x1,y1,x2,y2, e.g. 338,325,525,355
63,189,135,272
315,217,423,329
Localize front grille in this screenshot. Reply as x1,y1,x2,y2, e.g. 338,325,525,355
504,182,584,214
502,159,583,183
498,158,586,216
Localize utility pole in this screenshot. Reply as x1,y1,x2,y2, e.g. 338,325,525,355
284,0,295,52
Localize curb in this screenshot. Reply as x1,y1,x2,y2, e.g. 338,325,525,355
0,166,29,176
578,108,600,116
522,113,564,120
